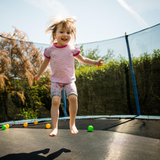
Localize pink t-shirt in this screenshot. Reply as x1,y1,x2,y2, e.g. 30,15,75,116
44,43,80,83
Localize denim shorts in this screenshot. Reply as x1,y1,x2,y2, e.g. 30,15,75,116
51,82,78,99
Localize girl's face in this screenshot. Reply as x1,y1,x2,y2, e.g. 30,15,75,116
54,25,72,46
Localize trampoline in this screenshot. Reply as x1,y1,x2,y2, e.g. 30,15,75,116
0,115,160,160
1,22,160,160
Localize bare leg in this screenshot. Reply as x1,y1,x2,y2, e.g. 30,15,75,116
49,96,61,137
68,95,78,134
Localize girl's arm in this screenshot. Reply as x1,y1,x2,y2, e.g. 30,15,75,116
34,57,50,81
75,54,103,68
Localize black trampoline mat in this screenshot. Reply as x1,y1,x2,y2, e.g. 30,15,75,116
0,119,160,160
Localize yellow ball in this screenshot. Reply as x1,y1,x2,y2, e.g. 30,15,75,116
34,121,38,125
46,123,51,129
23,122,28,127
5,124,10,129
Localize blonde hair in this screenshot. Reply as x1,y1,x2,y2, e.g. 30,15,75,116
45,15,77,44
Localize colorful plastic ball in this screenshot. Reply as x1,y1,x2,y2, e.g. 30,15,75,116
34,121,38,125
23,122,28,127
46,123,51,129
88,125,94,132
5,124,10,129
2,125,7,130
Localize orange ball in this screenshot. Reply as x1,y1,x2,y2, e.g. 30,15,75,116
23,122,28,127
46,123,51,129
34,121,38,125
5,124,10,129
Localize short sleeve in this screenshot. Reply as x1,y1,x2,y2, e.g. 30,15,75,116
44,48,50,59
72,46,80,56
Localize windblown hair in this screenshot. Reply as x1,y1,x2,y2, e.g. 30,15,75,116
45,15,77,44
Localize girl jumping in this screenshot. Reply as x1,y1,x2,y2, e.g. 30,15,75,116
34,16,103,136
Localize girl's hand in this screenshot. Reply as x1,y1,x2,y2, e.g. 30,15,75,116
34,75,39,81
97,59,104,69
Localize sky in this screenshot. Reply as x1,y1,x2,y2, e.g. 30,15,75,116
0,0,160,45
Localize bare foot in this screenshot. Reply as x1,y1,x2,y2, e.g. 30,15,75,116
49,128,58,137
70,124,78,135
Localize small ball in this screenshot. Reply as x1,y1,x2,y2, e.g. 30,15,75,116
88,125,94,132
46,123,51,129
23,122,28,127
34,121,38,125
5,124,10,129
2,125,7,130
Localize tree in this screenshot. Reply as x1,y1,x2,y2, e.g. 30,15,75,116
0,27,44,121
75,45,114,70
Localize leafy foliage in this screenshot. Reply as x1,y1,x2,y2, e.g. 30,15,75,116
0,28,160,122
75,45,114,69
0,28,50,121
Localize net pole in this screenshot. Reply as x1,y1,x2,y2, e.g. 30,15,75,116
62,88,67,117
125,33,141,115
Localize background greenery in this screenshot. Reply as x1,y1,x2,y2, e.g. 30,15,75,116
0,28,160,122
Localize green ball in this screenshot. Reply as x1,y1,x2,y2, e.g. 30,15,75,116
88,125,94,132
2,125,7,130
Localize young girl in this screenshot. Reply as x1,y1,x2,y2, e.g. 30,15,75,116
34,16,103,137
